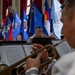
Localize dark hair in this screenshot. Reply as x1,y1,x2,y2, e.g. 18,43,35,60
36,26,41,29
63,0,75,19
64,0,75,8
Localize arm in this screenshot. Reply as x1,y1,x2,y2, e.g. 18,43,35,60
25,54,42,75
25,67,39,75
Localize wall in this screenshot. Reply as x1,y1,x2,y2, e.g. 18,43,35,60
0,0,2,20
1,0,63,20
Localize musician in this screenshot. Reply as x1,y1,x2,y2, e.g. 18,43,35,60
52,0,75,75
25,0,75,75
28,26,47,43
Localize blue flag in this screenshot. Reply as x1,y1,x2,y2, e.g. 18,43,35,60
30,2,44,35
5,16,11,40
12,12,21,38
0,32,3,40
21,10,28,41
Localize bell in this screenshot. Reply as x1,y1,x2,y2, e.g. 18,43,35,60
0,64,11,75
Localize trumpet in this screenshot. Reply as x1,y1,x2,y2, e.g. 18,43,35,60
17,39,66,75
0,39,65,75
0,44,57,75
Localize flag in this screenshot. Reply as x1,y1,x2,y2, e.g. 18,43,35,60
21,10,28,41
44,0,52,36
29,2,44,35
5,16,12,40
51,0,63,39
4,8,12,41
12,12,21,38
2,0,9,40
3,8,8,25
8,25,12,40
0,32,3,40
6,8,9,16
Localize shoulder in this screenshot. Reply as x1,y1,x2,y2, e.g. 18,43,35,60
52,51,75,75
56,51,75,64
29,34,36,39
28,34,36,43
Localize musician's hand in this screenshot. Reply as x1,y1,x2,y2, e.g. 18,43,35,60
25,53,42,71
31,44,49,70
31,44,43,51
32,44,48,60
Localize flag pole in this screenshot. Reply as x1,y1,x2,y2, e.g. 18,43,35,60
28,0,34,36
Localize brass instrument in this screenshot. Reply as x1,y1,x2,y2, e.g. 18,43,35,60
0,39,65,75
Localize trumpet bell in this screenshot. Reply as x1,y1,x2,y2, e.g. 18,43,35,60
0,64,11,75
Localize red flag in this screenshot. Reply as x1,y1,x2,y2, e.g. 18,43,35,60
8,25,12,40
3,8,8,25
3,17,6,25
6,8,8,16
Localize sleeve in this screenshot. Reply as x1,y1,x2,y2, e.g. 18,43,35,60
52,52,75,75
28,37,32,43
25,67,40,75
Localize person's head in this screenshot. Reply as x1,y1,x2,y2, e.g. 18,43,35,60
61,0,75,48
35,26,43,37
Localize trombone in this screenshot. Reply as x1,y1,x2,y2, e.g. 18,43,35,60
0,39,65,75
